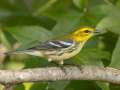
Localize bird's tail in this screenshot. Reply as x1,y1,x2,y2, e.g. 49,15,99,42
4,49,43,56
4,50,30,55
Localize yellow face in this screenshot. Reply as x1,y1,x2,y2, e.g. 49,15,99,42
71,27,96,42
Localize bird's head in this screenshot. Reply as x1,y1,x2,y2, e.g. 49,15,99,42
71,27,99,42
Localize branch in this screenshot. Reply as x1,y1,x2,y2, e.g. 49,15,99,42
0,65,120,84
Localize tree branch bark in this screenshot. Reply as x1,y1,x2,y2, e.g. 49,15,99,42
0,65,120,85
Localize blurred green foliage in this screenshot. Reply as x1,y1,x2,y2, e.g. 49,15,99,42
0,0,120,90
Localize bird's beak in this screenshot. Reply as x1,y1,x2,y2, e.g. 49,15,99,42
93,29,100,35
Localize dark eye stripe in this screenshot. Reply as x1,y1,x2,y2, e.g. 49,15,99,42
84,30,91,33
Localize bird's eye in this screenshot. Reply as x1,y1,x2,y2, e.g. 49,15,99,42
84,30,90,33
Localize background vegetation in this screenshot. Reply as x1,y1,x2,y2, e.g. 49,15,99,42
0,0,120,90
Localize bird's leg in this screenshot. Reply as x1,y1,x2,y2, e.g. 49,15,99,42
47,58,57,67
48,58,82,72
57,60,68,74
47,58,61,67
47,59,67,74
48,60,67,74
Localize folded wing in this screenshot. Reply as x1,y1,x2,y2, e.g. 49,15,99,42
29,39,75,50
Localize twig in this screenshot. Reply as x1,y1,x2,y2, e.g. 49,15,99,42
0,65,120,84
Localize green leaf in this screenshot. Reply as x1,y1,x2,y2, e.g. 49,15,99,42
14,84,25,90
0,9,12,20
96,5,120,35
42,0,78,20
66,81,101,90
48,81,69,90
116,0,120,9
110,84,120,90
34,0,57,13
0,0,13,10
5,61,25,70
99,4,120,17
11,0,29,13
23,56,48,68
2,15,56,30
96,82,110,90
72,45,110,66
23,82,33,90
97,16,120,35
30,82,47,90
73,0,86,9
52,14,83,38
110,37,120,69
6,26,53,44
0,29,12,49
0,84,4,90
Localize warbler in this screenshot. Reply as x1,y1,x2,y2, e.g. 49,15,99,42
5,27,99,65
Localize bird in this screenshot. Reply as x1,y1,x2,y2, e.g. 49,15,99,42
4,27,99,65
